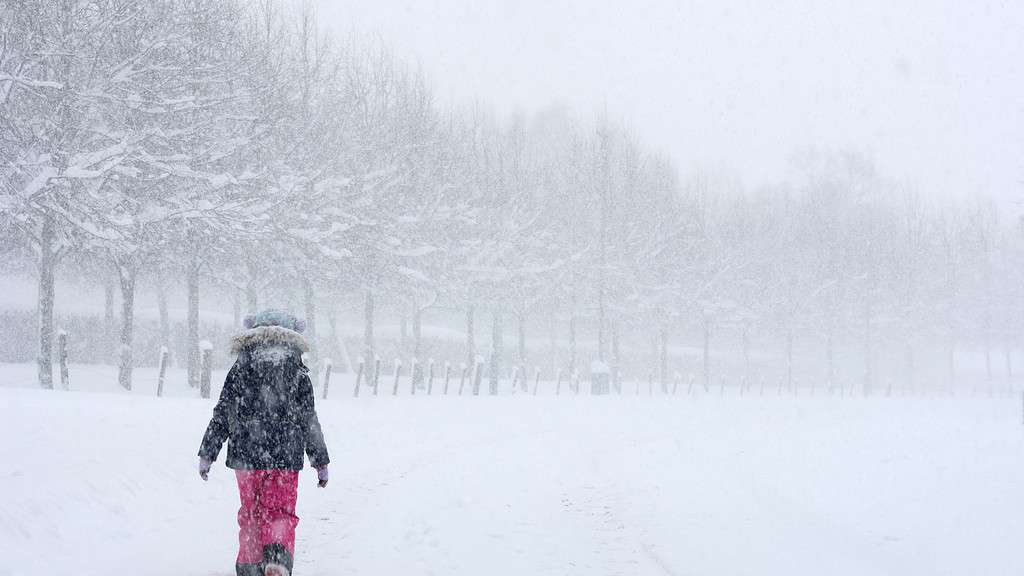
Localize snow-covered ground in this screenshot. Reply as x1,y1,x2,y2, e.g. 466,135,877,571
2,365,1023,576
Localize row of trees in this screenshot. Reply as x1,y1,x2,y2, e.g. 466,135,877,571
2,1,1020,394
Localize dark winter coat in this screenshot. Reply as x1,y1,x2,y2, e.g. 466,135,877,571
198,326,330,471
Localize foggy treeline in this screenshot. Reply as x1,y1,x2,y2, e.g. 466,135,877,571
2,1,1021,395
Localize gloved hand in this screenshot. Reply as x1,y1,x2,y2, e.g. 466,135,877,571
316,465,328,488
199,457,212,481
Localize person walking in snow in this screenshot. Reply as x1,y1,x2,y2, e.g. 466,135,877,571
198,310,330,576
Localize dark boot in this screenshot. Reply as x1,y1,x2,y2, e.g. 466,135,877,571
263,543,293,575
235,564,263,576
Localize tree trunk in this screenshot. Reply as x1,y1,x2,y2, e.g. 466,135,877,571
37,217,56,389
549,314,558,378
659,325,668,391
983,311,991,391
187,252,200,389
413,306,422,359
742,328,750,392
156,269,170,351
612,322,621,393
372,357,381,395
465,305,475,368
104,280,115,326
245,278,258,315
303,277,318,385
862,302,872,396
327,306,338,347
517,312,526,368
984,309,993,388
786,329,793,392
1005,340,1013,379
597,131,609,362
904,341,915,395
232,289,241,329
826,325,835,391
947,335,956,395
117,261,136,391
702,321,710,391
103,276,115,363
651,331,658,385
569,313,577,374
490,310,503,395
363,288,375,362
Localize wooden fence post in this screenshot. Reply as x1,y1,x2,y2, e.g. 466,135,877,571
57,329,70,390
199,340,213,399
392,359,402,396
353,358,365,398
427,359,435,395
156,346,169,397
687,373,695,395
533,367,541,396
472,358,484,395
410,358,418,395
322,358,333,399
458,362,468,395
443,362,452,395
510,366,519,394
672,372,680,396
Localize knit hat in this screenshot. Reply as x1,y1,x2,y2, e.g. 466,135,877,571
243,309,306,333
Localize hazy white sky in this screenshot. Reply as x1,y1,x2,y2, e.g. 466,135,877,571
314,0,1023,207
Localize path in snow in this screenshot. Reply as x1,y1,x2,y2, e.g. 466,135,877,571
2,377,1023,575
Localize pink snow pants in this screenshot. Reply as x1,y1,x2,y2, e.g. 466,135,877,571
235,470,300,565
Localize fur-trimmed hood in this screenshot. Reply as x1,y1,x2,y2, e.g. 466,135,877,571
231,325,310,355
